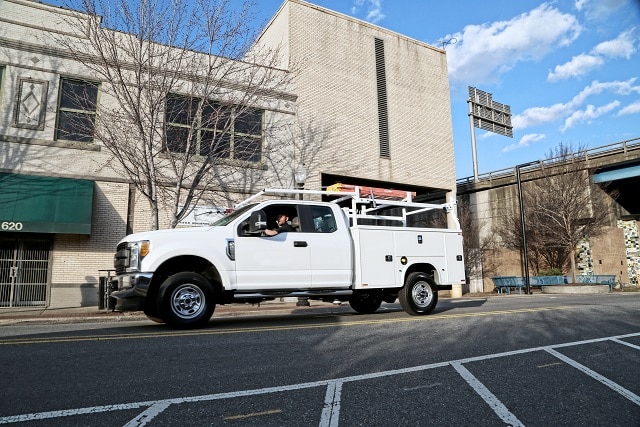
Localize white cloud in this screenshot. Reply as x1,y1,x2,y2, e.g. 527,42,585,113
502,133,546,152
573,78,640,104
618,100,640,116
580,0,628,20
446,3,581,85
351,0,385,24
513,78,640,130
548,54,603,81
574,0,588,12
511,103,569,129
560,100,621,131
593,29,637,59
548,29,637,81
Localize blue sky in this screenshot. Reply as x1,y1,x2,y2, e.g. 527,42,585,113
46,0,640,179
248,0,640,179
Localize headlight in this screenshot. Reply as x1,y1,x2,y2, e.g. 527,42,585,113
128,240,150,271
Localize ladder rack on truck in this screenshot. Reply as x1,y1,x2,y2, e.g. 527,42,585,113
237,186,460,230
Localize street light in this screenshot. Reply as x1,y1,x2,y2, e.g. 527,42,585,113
516,161,539,295
294,163,307,200
294,163,310,306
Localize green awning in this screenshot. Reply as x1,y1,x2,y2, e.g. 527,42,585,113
0,173,94,234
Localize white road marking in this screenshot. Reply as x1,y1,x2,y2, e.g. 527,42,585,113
545,347,640,406
611,337,640,351
1,332,639,425
452,362,524,427
319,381,343,427
124,402,172,427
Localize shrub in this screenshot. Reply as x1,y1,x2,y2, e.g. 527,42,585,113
538,268,563,276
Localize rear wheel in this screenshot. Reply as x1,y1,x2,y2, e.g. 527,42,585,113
349,290,383,314
158,272,215,328
399,273,438,315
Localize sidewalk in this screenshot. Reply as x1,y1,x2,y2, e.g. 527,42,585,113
0,292,533,326
0,298,356,326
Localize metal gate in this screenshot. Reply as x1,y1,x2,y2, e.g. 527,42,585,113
0,235,52,308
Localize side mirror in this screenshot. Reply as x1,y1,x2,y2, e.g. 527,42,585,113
249,210,267,233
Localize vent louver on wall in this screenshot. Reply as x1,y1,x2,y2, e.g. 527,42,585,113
374,38,390,159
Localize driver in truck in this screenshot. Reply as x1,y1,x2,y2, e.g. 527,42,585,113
264,213,293,236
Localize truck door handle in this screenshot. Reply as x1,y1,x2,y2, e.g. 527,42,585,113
294,241,308,247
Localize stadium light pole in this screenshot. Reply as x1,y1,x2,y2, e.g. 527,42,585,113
467,87,513,182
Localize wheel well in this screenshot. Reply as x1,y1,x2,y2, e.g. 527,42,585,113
149,256,223,300
404,263,438,284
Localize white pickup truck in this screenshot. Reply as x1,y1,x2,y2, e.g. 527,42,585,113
110,187,465,327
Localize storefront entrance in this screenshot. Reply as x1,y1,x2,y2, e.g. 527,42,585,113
0,234,52,307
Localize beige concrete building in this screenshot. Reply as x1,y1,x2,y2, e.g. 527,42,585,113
0,0,457,309
257,0,455,198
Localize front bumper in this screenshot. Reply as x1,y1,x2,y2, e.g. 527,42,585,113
110,272,153,312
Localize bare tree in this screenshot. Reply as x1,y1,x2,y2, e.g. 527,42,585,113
494,142,612,282
52,0,294,229
495,195,570,275
526,143,611,282
270,115,334,188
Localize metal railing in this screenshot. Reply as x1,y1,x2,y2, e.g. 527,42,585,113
457,137,640,185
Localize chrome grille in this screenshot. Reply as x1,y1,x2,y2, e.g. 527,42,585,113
114,242,129,274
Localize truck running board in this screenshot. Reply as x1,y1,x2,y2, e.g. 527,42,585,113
233,290,354,299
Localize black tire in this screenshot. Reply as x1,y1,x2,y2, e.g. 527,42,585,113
143,299,164,324
157,272,215,328
349,290,383,314
399,273,438,315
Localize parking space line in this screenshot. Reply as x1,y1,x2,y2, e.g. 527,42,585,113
320,381,343,427
545,347,640,406
124,402,171,427
451,362,524,427
611,338,640,351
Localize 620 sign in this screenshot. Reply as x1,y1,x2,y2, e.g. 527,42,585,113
1,222,24,231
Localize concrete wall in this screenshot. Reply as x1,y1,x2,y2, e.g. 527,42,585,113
461,177,633,291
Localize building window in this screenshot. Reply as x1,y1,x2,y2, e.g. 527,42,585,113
55,78,99,143
13,78,49,130
165,94,263,162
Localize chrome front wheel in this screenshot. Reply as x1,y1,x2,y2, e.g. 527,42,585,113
158,272,215,328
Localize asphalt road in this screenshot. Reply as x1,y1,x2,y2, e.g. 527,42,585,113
1,293,639,426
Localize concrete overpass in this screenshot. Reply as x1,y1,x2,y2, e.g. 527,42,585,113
455,137,640,291
457,137,640,219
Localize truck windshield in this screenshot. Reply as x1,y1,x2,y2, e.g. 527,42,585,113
210,204,257,226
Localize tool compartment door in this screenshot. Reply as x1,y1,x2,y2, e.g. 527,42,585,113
353,227,396,288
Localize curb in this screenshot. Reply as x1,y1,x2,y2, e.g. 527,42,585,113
0,301,355,326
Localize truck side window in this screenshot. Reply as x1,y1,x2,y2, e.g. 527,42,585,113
311,206,337,233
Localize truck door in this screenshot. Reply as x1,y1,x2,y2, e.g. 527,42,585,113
299,205,352,288
234,205,311,289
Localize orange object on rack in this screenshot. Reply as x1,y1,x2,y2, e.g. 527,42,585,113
326,183,415,200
